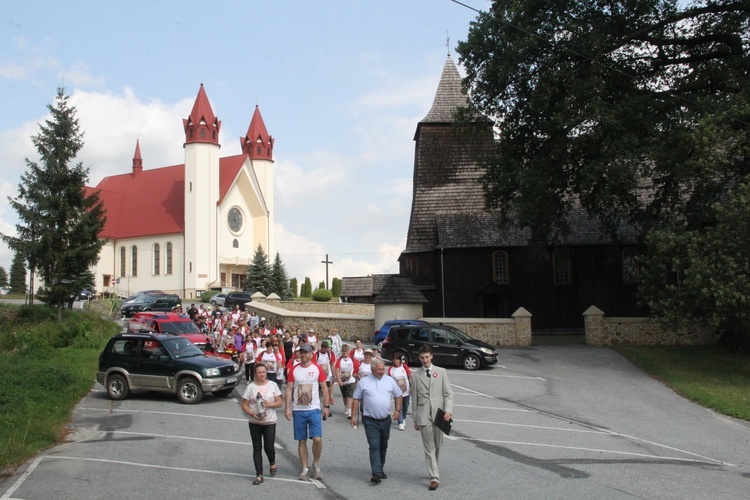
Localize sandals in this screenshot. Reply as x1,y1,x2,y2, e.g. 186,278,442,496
269,464,277,476
253,475,264,485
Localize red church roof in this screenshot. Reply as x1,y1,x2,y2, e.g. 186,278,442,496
89,154,247,239
241,105,274,159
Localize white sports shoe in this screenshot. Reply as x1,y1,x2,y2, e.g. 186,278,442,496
312,463,322,480
398,423,405,431
298,468,309,481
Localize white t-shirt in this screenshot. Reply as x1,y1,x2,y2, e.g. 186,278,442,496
335,357,357,386
388,364,412,397
257,351,278,374
359,361,372,378
287,362,326,411
315,350,335,381
242,381,281,425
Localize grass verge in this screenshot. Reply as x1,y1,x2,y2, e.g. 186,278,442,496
0,304,120,471
615,344,750,422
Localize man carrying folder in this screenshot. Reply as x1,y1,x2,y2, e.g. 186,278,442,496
412,345,454,491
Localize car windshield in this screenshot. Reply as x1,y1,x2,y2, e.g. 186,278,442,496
162,337,203,359
159,321,200,334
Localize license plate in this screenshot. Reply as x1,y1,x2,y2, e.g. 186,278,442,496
226,377,237,384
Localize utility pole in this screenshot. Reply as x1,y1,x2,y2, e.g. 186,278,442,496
321,254,333,290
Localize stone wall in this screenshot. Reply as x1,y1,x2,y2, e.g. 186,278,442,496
423,307,532,347
583,306,719,346
264,299,373,316
248,300,533,347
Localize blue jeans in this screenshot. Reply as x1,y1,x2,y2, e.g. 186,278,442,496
399,395,410,424
363,416,391,476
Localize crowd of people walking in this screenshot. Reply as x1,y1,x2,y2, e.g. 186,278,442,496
183,303,454,490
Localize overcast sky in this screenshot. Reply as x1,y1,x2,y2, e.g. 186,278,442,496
0,0,488,287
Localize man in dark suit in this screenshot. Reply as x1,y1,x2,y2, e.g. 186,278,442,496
412,345,454,491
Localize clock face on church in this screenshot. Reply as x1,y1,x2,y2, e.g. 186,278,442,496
228,207,243,232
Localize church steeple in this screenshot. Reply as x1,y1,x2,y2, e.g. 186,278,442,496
183,84,221,146
132,139,143,175
240,105,274,159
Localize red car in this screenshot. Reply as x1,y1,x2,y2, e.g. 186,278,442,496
130,312,212,351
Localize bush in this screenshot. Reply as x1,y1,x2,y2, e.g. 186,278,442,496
200,290,214,303
311,288,332,302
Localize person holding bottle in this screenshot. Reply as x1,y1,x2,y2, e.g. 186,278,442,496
241,364,282,485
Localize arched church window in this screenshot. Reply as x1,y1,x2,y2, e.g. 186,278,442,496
233,239,239,248
119,247,126,277
153,244,160,275
257,146,262,155
131,246,138,277
200,129,206,139
166,243,173,274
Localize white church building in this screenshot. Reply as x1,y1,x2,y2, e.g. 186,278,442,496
86,84,275,299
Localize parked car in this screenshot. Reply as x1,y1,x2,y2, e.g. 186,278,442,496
120,293,181,317
77,289,95,301
130,312,212,351
96,332,240,404
373,319,428,349
209,293,227,306
222,291,253,311
121,290,163,306
381,323,498,371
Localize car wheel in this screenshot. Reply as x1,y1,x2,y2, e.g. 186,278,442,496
214,388,234,398
462,353,481,371
107,373,130,400
376,341,383,350
210,300,216,306
177,377,204,404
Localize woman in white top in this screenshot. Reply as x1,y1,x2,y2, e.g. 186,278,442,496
388,353,413,430
241,364,282,485
328,328,343,358
349,338,365,363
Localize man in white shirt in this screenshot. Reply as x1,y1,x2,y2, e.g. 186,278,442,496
351,358,402,483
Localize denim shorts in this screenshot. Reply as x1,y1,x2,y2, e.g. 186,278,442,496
293,409,322,441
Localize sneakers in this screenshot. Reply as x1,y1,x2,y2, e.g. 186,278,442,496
312,463,322,480
398,423,405,431
298,468,309,481
345,408,351,417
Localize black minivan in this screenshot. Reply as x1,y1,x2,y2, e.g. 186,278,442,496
381,323,498,371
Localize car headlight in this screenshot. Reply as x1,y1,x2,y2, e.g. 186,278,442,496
233,362,239,371
205,368,220,377
480,347,494,355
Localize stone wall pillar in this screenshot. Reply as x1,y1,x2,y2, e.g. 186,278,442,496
511,307,532,346
583,305,605,346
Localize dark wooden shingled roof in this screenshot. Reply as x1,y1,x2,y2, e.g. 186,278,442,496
340,274,393,299
372,275,428,304
435,208,639,249
403,57,639,255
404,56,495,254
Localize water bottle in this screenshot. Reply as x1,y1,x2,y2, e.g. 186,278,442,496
255,392,266,419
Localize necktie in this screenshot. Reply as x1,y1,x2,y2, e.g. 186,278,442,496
426,368,431,378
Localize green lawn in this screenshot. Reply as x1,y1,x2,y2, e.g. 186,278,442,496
615,344,750,422
0,304,120,470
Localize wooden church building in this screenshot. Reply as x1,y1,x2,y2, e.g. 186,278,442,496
398,57,645,332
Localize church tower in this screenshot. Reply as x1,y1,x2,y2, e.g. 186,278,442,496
240,105,275,257
183,84,221,295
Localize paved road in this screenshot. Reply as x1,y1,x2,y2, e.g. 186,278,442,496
2,346,749,499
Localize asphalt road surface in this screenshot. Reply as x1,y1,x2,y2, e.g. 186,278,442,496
2,346,749,499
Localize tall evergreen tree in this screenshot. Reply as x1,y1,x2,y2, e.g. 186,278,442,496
246,244,272,294
289,277,298,298
302,277,312,298
2,88,105,318
0,266,8,288
270,252,292,300
331,277,341,297
9,252,27,294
